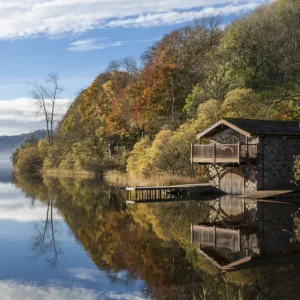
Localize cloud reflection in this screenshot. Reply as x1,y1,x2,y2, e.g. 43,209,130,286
0,183,62,222
0,280,146,300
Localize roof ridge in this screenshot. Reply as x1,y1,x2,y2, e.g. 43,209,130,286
223,117,300,122
196,118,300,139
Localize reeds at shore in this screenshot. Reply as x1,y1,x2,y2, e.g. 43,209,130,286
105,170,208,187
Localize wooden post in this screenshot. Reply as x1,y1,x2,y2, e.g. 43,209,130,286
238,229,241,252
238,141,241,164
199,226,202,249
190,143,194,176
214,225,217,247
213,143,216,164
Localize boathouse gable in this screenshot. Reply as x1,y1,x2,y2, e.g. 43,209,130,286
192,118,300,194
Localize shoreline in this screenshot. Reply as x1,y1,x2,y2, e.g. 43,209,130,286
14,167,207,187
42,168,97,179
104,170,208,187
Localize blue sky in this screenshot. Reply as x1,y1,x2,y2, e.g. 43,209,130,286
0,0,271,135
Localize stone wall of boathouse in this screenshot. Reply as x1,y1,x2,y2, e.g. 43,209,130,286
256,136,300,190
209,128,246,144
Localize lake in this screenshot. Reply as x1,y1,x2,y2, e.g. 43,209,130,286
0,166,300,299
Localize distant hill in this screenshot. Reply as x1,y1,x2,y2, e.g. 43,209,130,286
0,130,47,153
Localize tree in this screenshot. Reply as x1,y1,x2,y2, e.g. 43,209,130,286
223,0,300,110
31,73,64,144
220,89,275,119
106,57,139,81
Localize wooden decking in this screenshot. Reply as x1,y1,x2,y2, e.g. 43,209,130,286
191,143,258,164
126,184,297,204
126,184,218,203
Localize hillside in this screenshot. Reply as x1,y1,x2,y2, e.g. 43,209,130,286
12,0,300,177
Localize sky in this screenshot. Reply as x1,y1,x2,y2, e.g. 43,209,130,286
0,0,272,135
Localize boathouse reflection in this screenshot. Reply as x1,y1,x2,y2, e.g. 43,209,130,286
191,196,300,270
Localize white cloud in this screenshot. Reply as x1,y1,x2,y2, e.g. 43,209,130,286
67,37,160,52
0,280,147,300
0,98,71,135
0,0,268,39
104,3,263,28
67,38,123,52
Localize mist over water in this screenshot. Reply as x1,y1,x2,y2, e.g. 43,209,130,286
0,151,11,161
0,152,12,183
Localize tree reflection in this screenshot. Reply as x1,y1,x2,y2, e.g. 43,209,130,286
32,194,61,267
13,173,300,299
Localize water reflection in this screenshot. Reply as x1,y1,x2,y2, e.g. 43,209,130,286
32,195,62,267
4,173,300,299
192,196,300,270
0,160,13,183
0,174,146,300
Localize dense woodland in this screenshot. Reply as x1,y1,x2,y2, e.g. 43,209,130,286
12,0,300,177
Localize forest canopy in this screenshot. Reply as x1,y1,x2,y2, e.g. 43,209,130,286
12,0,300,177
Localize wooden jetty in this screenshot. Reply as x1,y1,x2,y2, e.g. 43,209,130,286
125,183,298,204
126,184,219,204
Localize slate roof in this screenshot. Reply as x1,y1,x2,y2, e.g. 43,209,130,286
196,118,300,139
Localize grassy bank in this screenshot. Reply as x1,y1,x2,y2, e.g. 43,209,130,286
105,170,208,187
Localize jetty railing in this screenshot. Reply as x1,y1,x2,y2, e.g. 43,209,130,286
126,186,188,203
191,143,258,164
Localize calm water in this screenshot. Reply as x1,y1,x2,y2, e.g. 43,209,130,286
1,165,300,299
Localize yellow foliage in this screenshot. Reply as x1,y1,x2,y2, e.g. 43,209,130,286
221,89,274,119
37,138,50,159
14,145,43,176
197,99,222,128
126,136,152,176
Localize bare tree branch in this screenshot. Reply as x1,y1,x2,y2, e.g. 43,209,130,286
31,73,64,144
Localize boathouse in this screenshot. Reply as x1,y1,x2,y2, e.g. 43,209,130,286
191,118,300,194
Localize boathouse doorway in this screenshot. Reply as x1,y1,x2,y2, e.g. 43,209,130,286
220,167,245,195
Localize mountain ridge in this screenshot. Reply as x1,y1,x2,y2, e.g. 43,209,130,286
0,130,47,153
